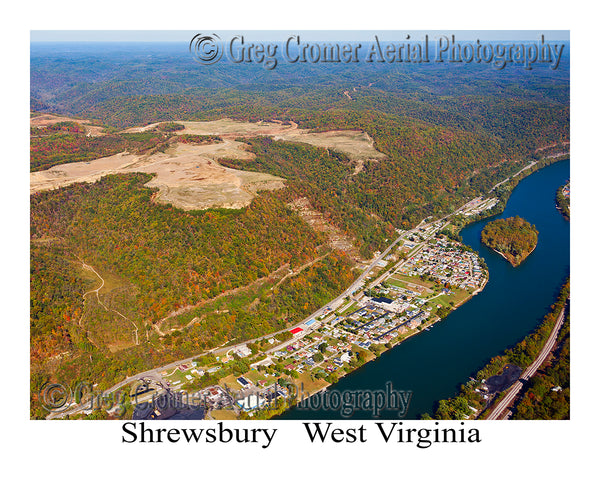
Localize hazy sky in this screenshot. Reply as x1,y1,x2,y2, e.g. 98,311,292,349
31,30,570,43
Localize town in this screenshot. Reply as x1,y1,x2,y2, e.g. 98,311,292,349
123,208,488,420
53,198,493,421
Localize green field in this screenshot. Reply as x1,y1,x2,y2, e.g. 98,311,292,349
388,274,435,293
426,288,470,312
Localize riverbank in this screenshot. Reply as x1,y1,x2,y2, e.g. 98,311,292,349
556,180,570,221
491,244,537,267
280,157,569,420
427,278,569,420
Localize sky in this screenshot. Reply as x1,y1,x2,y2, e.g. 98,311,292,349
30,30,570,43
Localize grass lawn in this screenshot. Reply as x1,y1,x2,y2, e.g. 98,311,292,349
387,278,409,289
163,368,190,385
427,288,470,311
351,345,375,362
219,374,243,393
245,369,268,385
453,288,471,305
294,372,330,396
428,294,453,309
210,409,239,420
336,299,356,315
390,273,435,291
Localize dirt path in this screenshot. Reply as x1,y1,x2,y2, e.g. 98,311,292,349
81,262,106,323
152,262,292,336
153,253,331,336
79,260,139,346
272,253,330,289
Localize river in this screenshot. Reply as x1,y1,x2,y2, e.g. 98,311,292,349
279,158,570,420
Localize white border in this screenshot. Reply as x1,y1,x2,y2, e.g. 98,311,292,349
4,0,598,477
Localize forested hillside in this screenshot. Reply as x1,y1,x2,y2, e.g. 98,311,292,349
30,40,569,415
30,173,357,406
30,131,171,171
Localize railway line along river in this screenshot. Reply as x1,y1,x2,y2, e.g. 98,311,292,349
279,158,570,420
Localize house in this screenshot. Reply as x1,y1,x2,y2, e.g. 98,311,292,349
290,327,303,336
340,351,352,363
234,344,252,358
371,297,394,306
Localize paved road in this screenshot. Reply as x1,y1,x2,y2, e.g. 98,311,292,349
486,306,566,420
488,161,537,193
47,230,408,419
46,196,489,419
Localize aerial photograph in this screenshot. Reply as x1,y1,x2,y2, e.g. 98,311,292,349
30,30,570,423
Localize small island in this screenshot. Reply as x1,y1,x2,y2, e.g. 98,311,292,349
481,216,538,267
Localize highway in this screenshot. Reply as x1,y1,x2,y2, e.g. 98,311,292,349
46,197,487,419
47,229,409,418
488,161,537,193
486,306,566,420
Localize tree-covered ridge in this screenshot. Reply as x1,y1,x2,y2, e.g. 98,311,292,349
155,121,185,132
224,121,516,235
221,137,394,257
31,173,326,322
30,243,93,361
30,131,172,171
30,120,86,135
176,134,222,145
481,216,538,266
30,173,362,401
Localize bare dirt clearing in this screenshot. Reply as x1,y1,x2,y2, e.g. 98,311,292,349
30,140,285,210
30,119,386,210
173,119,386,164
30,113,105,136
288,197,360,260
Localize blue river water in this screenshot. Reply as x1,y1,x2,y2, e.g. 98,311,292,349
279,159,570,420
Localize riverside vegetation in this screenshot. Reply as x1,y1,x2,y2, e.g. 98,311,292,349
481,216,539,267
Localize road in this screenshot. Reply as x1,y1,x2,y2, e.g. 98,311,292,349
487,150,568,195
488,161,537,193
485,306,566,420
81,261,139,345
46,196,488,419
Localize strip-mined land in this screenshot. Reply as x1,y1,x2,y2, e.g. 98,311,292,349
30,118,386,211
